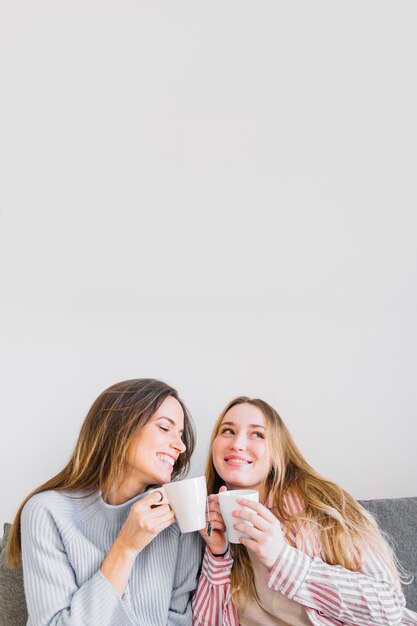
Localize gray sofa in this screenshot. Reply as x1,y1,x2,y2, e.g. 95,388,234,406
1,497,416,625
358,497,417,611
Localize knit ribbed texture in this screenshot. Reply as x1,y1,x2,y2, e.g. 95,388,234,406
21,489,202,625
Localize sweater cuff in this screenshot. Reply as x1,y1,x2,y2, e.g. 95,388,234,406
201,545,234,586
266,543,312,600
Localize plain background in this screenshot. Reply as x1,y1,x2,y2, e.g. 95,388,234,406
1,0,416,525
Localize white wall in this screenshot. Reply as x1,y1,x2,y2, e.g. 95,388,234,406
1,0,416,525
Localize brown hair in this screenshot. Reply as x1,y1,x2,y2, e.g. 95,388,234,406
6,378,195,568
206,396,402,607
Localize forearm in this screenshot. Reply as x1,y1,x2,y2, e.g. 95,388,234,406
25,569,135,626
100,541,137,597
267,544,405,626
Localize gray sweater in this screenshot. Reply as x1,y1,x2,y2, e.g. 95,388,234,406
21,489,203,626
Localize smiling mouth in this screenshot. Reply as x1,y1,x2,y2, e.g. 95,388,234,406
224,457,253,466
157,453,176,467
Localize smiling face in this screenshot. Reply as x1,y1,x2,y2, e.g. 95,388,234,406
212,402,272,495
124,395,186,493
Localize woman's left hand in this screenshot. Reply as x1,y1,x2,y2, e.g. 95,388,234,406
233,498,286,570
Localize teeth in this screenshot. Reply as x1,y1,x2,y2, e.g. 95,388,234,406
157,453,175,466
226,459,250,465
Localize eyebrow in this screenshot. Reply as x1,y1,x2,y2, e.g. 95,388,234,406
157,416,184,434
220,421,266,430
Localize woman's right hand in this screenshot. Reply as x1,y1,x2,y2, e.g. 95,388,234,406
115,490,175,556
199,486,228,556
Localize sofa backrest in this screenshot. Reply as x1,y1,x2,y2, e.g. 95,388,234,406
0,523,27,626
359,496,417,612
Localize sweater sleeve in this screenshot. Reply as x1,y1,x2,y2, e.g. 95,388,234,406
192,546,238,626
21,497,135,626
167,531,203,625
266,543,406,626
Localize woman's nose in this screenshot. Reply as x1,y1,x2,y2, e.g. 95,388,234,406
172,434,186,454
230,434,247,450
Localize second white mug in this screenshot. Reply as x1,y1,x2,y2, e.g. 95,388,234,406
218,489,259,543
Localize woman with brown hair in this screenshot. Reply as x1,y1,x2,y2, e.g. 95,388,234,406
6,378,202,626
193,396,417,626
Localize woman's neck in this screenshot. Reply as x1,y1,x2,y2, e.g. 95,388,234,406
103,477,149,505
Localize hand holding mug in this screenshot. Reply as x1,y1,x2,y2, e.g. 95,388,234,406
233,498,285,569
116,491,175,556
200,486,228,556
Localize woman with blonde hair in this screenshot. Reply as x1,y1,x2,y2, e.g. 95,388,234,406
193,396,417,626
6,378,202,626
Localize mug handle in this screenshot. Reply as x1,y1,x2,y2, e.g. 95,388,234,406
146,486,169,505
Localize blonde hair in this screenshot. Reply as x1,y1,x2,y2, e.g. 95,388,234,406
206,396,402,607
6,378,195,568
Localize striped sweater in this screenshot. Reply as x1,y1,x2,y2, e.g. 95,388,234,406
21,489,203,626
192,492,417,626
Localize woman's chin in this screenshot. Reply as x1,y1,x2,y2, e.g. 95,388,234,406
158,472,173,485
151,467,174,486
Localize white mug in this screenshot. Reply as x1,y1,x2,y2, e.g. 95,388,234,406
149,475,207,533
218,489,259,543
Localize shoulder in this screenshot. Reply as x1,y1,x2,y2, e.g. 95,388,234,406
282,490,306,515
267,490,305,515
21,489,98,529
22,490,62,521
